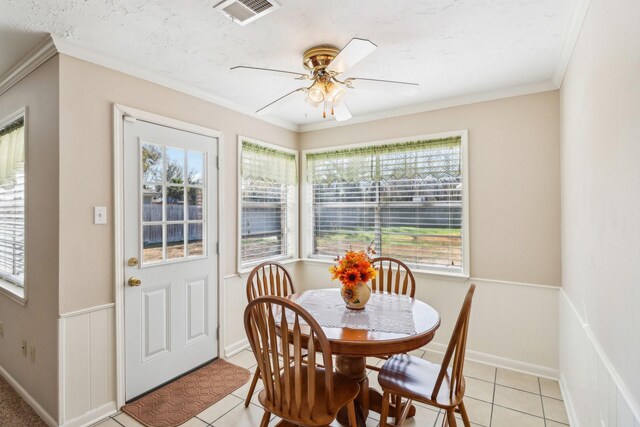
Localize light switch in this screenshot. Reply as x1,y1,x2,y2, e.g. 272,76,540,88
94,207,107,225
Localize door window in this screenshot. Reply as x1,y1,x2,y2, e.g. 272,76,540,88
141,142,206,265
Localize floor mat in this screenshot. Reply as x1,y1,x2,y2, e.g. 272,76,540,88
122,359,250,427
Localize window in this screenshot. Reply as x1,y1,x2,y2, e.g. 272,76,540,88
0,117,25,287
141,143,206,265
239,139,297,269
304,133,468,275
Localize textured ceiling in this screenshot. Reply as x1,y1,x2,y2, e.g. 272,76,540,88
0,0,575,127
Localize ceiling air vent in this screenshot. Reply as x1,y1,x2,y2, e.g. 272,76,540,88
214,0,280,26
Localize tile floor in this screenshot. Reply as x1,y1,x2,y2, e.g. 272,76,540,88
93,348,570,427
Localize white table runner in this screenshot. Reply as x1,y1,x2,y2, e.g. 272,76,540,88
288,289,417,335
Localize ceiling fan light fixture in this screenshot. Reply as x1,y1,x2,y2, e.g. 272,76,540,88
305,95,322,108
307,82,325,104
327,83,346,105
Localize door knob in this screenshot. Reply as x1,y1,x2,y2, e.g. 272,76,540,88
128,277,142,287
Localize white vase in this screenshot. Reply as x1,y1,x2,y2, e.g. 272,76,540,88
340,282,371,310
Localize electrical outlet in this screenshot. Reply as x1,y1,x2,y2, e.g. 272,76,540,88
0,321,4,338
21,340,27,357
29,345,35,362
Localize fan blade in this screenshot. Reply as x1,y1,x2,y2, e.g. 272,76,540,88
231,66,309,80
327,38,377,74
345,77,419,96
333,103,352,122
256,88,306,115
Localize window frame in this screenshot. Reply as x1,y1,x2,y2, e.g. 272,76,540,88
237,136,299,273
0,106,27,304
301,130,469,278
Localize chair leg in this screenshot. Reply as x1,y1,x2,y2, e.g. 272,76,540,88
446,409,458,427
458,401,471,427
380,391,390,427
259,410,271,427
244,366,261,407
347,401,358,427
394,394,403,424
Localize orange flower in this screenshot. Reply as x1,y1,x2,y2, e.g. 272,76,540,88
359,266,377,283
341,268,361,287
355,259,369,270
329,265,340,280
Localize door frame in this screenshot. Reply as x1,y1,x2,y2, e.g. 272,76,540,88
113,104,225,408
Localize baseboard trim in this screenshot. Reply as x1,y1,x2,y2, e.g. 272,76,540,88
0,364,57,427
427,342,559,379
559,373,580,427
224,338,250,358
60,401,117,427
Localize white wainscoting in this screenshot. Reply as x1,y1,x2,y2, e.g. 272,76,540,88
222,274,249,358
58,304,117,427
559,290,640,427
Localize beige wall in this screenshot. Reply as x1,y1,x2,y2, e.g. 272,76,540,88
560,0,640,422
58,55,297,314
0,56,60,421
300,91,561,286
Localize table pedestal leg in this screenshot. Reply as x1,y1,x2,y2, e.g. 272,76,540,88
334,355,416,426
335,356,368,426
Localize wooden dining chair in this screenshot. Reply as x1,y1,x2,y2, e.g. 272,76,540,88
244,295,360,427
377,284,476,427
367,257,416,371
244,262,299,407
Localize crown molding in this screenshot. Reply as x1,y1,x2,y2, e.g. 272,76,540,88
0,35,58,97
49,35,298,132
298,80,558,132
552,0,591,87
2,13,584,134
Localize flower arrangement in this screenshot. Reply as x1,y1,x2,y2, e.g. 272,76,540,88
329,244,377,289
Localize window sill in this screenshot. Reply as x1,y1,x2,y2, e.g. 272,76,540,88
237,257,301,276
0,279,26,305
301,258,469,282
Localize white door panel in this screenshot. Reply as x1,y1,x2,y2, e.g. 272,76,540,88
186,277,208,343
124,119,218,400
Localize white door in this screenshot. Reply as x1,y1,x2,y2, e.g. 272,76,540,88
123,118,218,400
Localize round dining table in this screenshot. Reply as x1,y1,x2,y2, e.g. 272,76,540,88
288,288,441,427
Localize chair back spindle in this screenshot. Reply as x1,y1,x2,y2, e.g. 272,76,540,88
370,257,416,297
244,296,335,420
247,262,295,301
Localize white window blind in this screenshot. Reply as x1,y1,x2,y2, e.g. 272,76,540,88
240,140,297,268
306,136,464,274
0,121,25,286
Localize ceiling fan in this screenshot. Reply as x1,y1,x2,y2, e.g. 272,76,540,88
231,38,420,121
